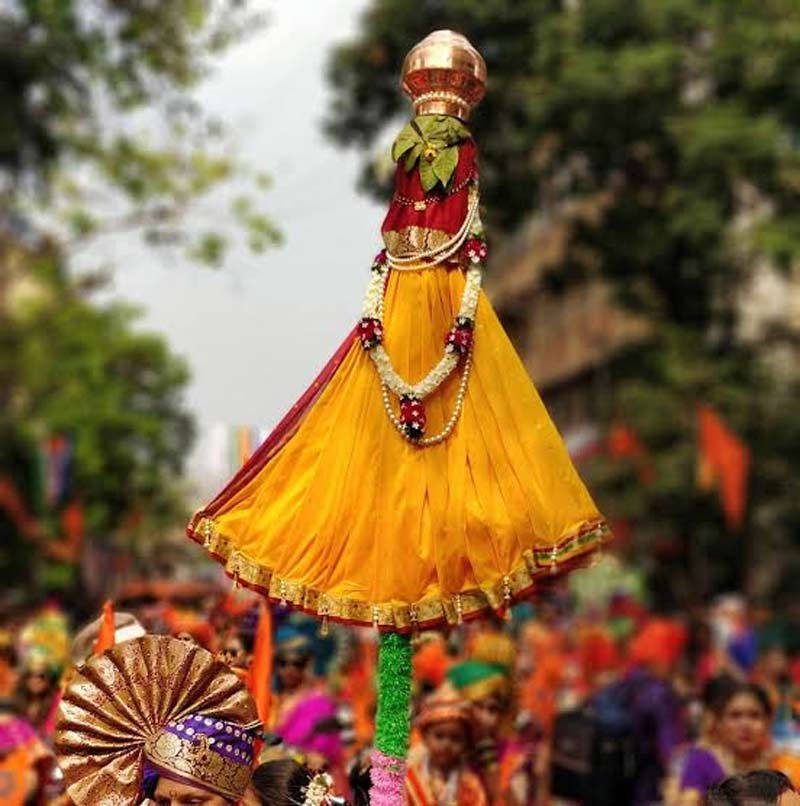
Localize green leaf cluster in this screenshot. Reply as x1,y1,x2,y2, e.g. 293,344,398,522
391,115,471,191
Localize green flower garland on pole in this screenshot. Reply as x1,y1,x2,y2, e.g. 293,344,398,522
370,632,412,806
375,632,412,756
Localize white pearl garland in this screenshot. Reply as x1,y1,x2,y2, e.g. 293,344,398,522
380,348,473,446
365,264,481,400
361,182,486,446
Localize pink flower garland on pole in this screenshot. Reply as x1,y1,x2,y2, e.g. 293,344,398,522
370,749,406,806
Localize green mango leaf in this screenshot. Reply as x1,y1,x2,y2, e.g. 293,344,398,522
404,142,424,172
419,158,438,192
415,115,442,138
417,114,471,144
432,146,459,187
391,123,420,162
391,114,471,185
445,118,471,141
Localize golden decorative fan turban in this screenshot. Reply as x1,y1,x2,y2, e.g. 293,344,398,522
54,635,259,805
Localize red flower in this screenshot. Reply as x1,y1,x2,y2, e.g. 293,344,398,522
463,237,488,264
358,317,383,350
399,395,426,440
372,249,388,270
445,318,475,356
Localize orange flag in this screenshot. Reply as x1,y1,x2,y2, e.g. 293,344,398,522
696,404,751,529
93,600,116,655
608,422,654,483
247,602,273,726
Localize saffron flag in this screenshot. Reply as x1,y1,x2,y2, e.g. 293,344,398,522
247,602,273,726
696,404,750,529
93,600,116,656
608,422,654,483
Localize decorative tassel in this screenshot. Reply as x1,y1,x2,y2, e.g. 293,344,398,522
455,594,464,625
320,616,329,637
407,605,419,639
202,520,212,548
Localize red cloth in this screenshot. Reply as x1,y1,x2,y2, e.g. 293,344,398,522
697,404,750,529
381,140,477,237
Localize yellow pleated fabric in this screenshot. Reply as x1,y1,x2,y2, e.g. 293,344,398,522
191,266,609,631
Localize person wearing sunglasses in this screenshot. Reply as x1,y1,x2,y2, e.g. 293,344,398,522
268,628,344,784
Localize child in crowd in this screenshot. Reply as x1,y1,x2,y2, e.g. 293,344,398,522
406,683,488,806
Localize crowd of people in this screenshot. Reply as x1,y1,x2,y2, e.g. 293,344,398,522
0,574,798,805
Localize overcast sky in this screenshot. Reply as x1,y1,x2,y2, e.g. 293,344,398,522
90,0,383,486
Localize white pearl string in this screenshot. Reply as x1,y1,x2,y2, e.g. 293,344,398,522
380,348,473,447
367,265,481,400
363,182,485,447
386,185,480,270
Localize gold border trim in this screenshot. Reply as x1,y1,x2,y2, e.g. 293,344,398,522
188,516,611,632
383,226,455,258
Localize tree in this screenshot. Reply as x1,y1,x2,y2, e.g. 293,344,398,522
0,2,282,603
326,0,800,604
0,225,194,600
1,0,280,266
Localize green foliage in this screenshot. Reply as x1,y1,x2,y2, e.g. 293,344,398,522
1,0,280,266
582,329,800,604
0,245,194,595
391,115,471,191
326,0,800,325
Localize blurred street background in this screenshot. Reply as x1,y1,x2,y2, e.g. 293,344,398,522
2,1,800,803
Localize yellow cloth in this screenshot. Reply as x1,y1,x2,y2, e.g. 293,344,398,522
192,266,608,629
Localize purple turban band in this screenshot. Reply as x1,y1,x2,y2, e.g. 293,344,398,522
143,712,258,801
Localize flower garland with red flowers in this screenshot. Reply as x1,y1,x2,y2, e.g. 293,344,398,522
358,185,487,446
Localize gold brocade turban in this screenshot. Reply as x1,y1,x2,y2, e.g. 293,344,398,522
54,635,260,805
401,30,487,120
